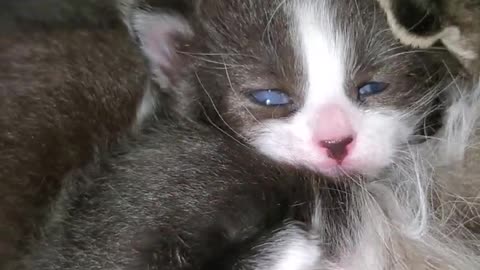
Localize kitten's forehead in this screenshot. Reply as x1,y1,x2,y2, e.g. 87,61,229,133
191,0,435,111
194,0,292,57
196,1,387,52
290,2,349,106
194,0,392,82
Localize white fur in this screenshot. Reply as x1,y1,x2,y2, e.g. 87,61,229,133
338,201,389,270
248,2,413,177
270,238,320,270
348,82,480,270
134,82,157,127
431,82,480,163
299,6,346,108
250,225,321,270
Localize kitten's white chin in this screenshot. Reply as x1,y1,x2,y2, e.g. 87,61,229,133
302,160,381,178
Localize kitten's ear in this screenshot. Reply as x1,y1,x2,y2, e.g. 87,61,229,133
120,0,194,87
376,0,452,48
119,1,200,118
133,11,193,85
376,0,479,74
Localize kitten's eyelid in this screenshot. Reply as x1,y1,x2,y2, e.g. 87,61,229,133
248,89,292,107
357,81,390,101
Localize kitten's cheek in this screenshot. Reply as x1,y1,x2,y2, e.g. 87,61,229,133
344,139,393,176
342,159,383,177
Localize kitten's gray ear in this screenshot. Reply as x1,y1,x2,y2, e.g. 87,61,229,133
376,0,479,74
118,1,200,118
133,11,193,86
119,1,194,87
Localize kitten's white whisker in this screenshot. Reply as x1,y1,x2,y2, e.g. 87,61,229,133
194,71,249,144
222,58,263,126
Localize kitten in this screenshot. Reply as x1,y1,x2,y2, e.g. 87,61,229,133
21,118,344,269
375,0,480,76
0,21,146,269
22,118,480,270
119,0,465,178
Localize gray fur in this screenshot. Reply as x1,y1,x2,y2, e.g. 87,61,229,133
20,119,358,270
20,118,480,269
0,27,146,267
2,1,478,269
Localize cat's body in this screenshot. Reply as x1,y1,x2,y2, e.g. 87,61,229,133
21,119,480,270
0,27,146,267
21,118,334,269
112,1,480,268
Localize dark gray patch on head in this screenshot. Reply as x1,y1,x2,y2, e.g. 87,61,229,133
185,0,302,130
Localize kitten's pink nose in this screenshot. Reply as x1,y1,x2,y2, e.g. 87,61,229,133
320,137,354,162
312,104,356,163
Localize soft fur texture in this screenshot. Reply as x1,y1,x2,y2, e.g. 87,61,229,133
115,0,480,268
3,0,479,269
425,82,480,241
0,27,146,268
373,0,480,245
20,114,480,270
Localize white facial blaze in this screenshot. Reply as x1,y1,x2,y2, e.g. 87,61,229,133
298,5,349,110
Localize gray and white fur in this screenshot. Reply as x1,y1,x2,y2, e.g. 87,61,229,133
6,0,479,269
21,117,480,270
120,0,469,179
115,0,480,268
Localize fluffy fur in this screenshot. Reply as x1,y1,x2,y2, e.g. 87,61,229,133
20,116,480,269
115,0,480,268
0,28,146,268
2,0,479,269
424,82,480,240
373,0,480,239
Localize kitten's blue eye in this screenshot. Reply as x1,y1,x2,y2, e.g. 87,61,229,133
250,89,291,106
357,82,389,100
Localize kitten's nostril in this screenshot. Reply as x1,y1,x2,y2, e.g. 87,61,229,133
320,136,354,162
